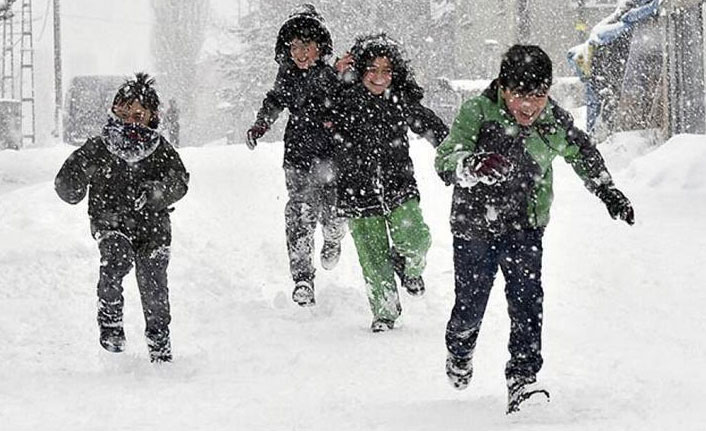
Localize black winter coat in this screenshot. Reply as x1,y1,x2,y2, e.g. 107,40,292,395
256,60,342,171
331,86,448,218
55,135,189,243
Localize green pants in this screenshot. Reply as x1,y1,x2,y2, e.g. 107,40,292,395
348,199,432,321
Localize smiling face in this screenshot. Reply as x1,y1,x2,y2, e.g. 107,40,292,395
501,88,549,126
362,57,393,96
289,38,320,69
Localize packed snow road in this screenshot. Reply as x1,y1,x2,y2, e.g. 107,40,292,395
1,135,705,430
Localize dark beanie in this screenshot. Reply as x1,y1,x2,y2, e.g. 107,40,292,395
498,45,552,93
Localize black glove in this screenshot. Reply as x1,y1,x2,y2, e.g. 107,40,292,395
246,122,268,150
135,181,167,211
463,152,513,185
596,185,635,225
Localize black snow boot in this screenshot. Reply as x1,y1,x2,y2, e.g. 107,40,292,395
370,318,395,333
446,353,473,390
292,280,316,306
506,375,550,414
390,247,425,296
320,240,341,270
99,324,126,353
147,334,172,363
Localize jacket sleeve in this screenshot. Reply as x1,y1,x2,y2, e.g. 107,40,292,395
146,141,190,211
553,105,614,194
302,65,350,125
405,100,449,148
434,97,485,185
255,68,288,127
54,138,102,204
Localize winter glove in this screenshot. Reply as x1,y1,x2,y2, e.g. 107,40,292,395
456,152,514,188
596,185,635,225
246,122,268,150
135,181,167,211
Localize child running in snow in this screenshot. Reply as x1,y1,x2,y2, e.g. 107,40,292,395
435,45,634,413
246,4,347,307
55,73,189,363
329,33,448,332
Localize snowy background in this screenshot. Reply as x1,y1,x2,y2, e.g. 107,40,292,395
1,129,705,429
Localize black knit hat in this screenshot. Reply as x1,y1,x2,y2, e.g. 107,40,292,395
498,45,553,94
275,4,333,65
349,33,424,101
112,72,161,129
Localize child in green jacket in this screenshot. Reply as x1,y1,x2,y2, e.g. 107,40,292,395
435,45,634,413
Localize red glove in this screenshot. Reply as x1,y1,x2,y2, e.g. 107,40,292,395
246,122,268,150
464,152,513,185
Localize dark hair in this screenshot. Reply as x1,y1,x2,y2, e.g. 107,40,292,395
275,4,333,65
498,45,553,94
350,33,424,101
112,72,161,129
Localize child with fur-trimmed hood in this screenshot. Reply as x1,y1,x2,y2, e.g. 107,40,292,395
246,4,347,307
329,33,448,332
55,73,189,363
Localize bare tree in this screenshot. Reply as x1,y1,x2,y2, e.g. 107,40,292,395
151,0,209,145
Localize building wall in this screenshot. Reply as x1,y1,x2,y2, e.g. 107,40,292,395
454,0,618,79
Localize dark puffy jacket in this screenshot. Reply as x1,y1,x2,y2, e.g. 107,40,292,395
331,85,448,218
55,135,189,242
255,60,341,171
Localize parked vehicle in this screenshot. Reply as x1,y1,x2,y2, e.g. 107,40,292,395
63,75,124,145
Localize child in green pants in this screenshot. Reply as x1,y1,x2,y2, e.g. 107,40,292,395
330,34,448,332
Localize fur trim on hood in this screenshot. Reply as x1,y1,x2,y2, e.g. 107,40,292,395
349,33,424,102
275,4,333,65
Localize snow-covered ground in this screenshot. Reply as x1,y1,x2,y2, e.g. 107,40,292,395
1,133,705,430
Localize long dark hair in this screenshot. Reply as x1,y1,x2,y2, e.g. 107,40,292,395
349,33,424,102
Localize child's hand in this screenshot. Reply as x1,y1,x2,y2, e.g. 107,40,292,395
134,190,148,211
246,122,268,150
335,53,354,73
134,181,165,211
596,185,635,225
463,152,513,185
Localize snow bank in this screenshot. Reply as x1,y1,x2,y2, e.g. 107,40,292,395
1,139,705,430
622,134,706,190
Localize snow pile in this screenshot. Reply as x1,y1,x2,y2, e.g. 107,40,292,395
622,134,706,190
1,138,705,430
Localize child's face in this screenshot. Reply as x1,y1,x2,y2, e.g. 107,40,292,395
501,88,549,126
290,38,320,69
362,57,393,96
113,99,153,127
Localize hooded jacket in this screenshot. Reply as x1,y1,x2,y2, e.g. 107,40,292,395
330,34,448,218
55,128,189,242
255,5,339,171
435,80,614,240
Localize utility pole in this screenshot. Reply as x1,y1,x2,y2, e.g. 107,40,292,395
53,0,62,137
19,0,35,146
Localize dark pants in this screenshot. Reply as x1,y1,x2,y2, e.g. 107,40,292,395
446,228,544,380
284,162,346,283
95,229,171,349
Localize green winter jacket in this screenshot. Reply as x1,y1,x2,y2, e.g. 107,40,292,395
435,80,614,239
